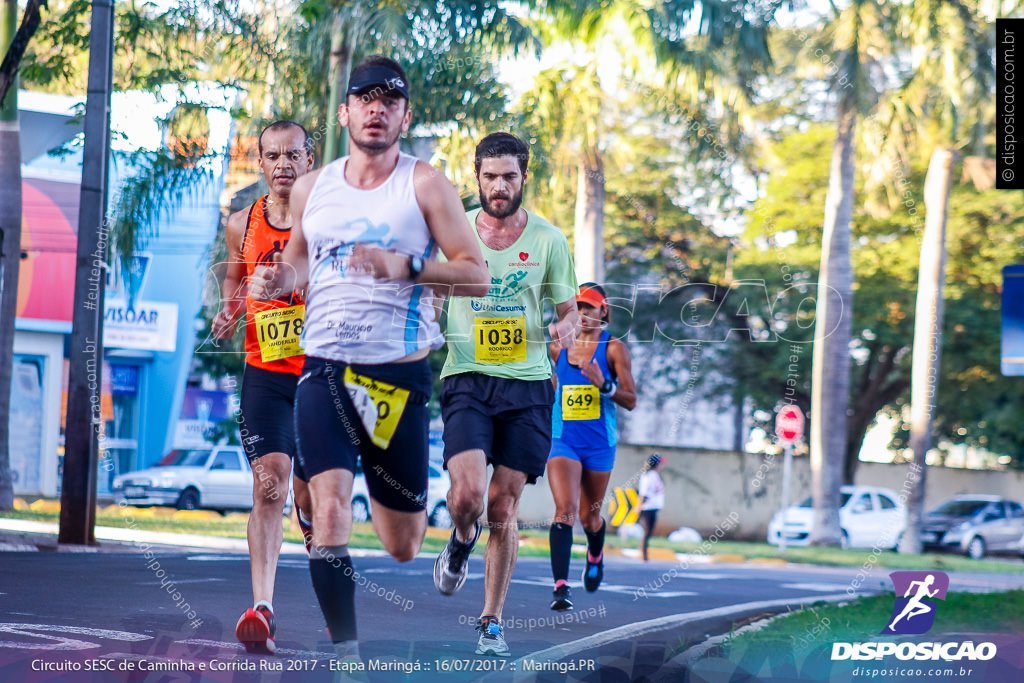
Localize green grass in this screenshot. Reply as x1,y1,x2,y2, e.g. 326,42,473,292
6,508,1024,572
3,508,531,556
723,590,1024,662
520,527,1024,574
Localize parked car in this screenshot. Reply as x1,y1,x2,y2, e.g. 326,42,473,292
766,485,905,549
426,460,452,529
920,495,1024,559
350,464,372,524
349,457,452,528
112,446,291,513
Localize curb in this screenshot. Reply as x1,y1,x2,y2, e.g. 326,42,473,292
664,592,854,675
482,593,854,682
0,518,305,554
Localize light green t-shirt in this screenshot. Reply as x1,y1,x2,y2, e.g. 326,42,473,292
441,209,578,381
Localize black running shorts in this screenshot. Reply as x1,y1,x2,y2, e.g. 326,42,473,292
440,372,554,484
294,356,432,513
239,364,304,482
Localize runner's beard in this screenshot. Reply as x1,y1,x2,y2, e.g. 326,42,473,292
351,126,401,155
479,187,523,219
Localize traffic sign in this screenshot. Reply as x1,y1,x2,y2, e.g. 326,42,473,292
609,487,640,526
775,405,805,443
1003,265,1024,376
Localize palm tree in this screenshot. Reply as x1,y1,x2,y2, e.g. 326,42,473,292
891,0,996,554
526,0,774,282
807,0,894,546
308,0,536,161
518,62,606,279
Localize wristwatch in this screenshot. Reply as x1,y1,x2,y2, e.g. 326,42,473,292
600,379,615,395
408,255,424,280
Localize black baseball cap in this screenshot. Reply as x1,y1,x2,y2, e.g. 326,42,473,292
347,65,409,100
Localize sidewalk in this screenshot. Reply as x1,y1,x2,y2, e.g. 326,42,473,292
0,517,397,557
0,518,299,554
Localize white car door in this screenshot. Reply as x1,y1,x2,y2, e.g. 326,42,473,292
874,491,904,548
984,502,1017,552
206,449,247,508
845,492,877,547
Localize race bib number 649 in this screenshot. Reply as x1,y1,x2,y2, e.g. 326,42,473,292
562,384,600,420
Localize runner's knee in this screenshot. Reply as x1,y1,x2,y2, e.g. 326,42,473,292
553,504,577,526
449,481,485,518
251,460,290,505
382,534,421,563
486,493,519,529
312,499,350,531
580,509,603,531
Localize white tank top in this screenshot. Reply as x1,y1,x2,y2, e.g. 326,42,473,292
300,152,442,363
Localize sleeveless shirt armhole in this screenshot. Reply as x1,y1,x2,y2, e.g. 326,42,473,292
241,201,258,256
304,161,339,220
601,330,619,382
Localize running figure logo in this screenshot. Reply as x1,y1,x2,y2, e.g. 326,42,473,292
882,571,949,635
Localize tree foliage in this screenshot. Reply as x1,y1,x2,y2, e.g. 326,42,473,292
727,125,1024,474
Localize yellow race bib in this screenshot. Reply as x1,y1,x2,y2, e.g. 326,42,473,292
562,384,600,420
254,304,305,362
343,367,410,449
474,317,527,363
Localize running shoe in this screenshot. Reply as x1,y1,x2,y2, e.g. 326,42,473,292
235,604,276,654
550,583,574,611
297,509,314,554
331,641,367,682
582,554,604,592
433,521,480,596
475,617,510,657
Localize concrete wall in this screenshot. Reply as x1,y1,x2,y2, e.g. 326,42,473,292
517,445,1024,540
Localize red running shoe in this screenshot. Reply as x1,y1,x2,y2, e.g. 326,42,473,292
235,604,276,654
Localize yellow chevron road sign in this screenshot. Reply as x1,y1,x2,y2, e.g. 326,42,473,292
609,487,640,526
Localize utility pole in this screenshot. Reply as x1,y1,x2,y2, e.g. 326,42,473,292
59,0,115,545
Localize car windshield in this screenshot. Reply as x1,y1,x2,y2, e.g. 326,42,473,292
798,492,853,508
166,450,210,467
930,500,989,517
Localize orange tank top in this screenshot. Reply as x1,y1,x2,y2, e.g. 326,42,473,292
242,197,305,374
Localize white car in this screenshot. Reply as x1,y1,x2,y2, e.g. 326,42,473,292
112,446,292,513
426,460,452,528
766,485,905,549
349,459,452,528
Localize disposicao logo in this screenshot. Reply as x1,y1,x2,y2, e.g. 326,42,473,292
831,571,997,663
882,571,948,635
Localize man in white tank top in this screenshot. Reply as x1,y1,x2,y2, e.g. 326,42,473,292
249,55,488,663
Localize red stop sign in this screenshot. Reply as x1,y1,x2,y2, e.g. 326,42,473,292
775,406,805,443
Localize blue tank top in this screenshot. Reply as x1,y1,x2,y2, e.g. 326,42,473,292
552,330,617,447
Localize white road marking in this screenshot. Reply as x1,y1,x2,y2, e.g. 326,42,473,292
781,582,853,592
511,577,696,597
0,624,151,651
0,543,38,551
174,639,335,659
664,573,730,580
138,578,227,586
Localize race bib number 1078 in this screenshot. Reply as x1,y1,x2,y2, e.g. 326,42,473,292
255,304,305,362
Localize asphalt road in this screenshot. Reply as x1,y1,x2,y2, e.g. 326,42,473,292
2,546,1022,682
